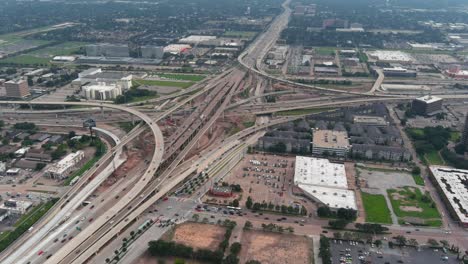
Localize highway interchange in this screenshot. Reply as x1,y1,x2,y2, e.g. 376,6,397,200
0,0,467,263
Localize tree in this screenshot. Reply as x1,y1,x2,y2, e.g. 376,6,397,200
440,240,449,248
68,131,76,139
105,258,110,263
232,199,239,207
427,238,439,247
408,238,418,247
192,214,199,222
328,219,348,229
333,232,342,239
230,242,242,255
246,261,261,264
244,221,253,230
375,240,382,248
223,254,240,264
317,206,332,218
246,196,253,209
174,259,185,264
395,235,406,246
412,167,421,175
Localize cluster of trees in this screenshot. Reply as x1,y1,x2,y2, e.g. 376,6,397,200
319,235,332,264
148,240,224,263
354,223,388,234
13,122,37,131
260,223,294,233
441,148,468,170
114,88,157,104
406,126,451,155
317,206,357,221
245,196,307,216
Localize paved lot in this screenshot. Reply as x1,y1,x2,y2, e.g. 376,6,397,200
358,168,417,191
331,240,458,264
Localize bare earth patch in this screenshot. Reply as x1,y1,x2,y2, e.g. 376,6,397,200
240,231,311,264
400,206,422,212
172,222,225,250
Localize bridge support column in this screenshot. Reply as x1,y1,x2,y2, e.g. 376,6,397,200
29,104,33,110
100,106,104,115
131,115,135,125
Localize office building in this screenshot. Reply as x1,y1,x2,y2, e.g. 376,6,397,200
141,46,164,59
5,80,30,98
73,68,132,90
83,83,122,101
44,151,84,179
312,130,350,157
294,156,356,210
411,95,443,116
85,44,129,57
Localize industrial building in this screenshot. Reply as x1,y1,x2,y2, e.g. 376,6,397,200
85,43,130,57
383,67,417,77
294,156,356,210
0,200,32,214
83,83,122,101
445,65,468,79
44,151,84,179
4,80,30,98
140,46,164,59
312,130,351,157
179,35,217,44
367,50,414,63
163,44,191,55
429,166,468,227
73,68,132,90
411,95,443,116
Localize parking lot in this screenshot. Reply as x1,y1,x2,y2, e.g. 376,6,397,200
331,240,458,264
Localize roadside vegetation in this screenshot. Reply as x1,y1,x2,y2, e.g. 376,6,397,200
360,192,393,224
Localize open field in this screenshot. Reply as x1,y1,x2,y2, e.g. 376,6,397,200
314,46,338,55
360,192,392,224
172,222,226,250
387,186,441,226
0,54,51,65
223,31,258,39
154,73,206,82
29,41,87,56
239,230,311,264
133,79,194,89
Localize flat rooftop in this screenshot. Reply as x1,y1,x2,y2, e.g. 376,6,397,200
294,156,348,188
294,156,357,210
429,166,468,224
353,115,388,126
312,130,350,149
415,95,442,104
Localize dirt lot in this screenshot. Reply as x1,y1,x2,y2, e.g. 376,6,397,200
239,230,312,264
172,222,226,250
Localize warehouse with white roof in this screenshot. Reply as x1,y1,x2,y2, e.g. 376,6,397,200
294,156,357,210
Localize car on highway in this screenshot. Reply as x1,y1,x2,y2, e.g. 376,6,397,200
89,218,94,222
37,250,44,256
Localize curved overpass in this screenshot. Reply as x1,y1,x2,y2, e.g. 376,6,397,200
0,100,164,264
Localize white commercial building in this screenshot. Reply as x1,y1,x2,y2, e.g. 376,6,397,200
164,44,191,54
73,68,133,90
179,35,217,44
83,83,122,101
44,151,84,179
429,166,468,227
294,156,357,210
367,50,414,63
